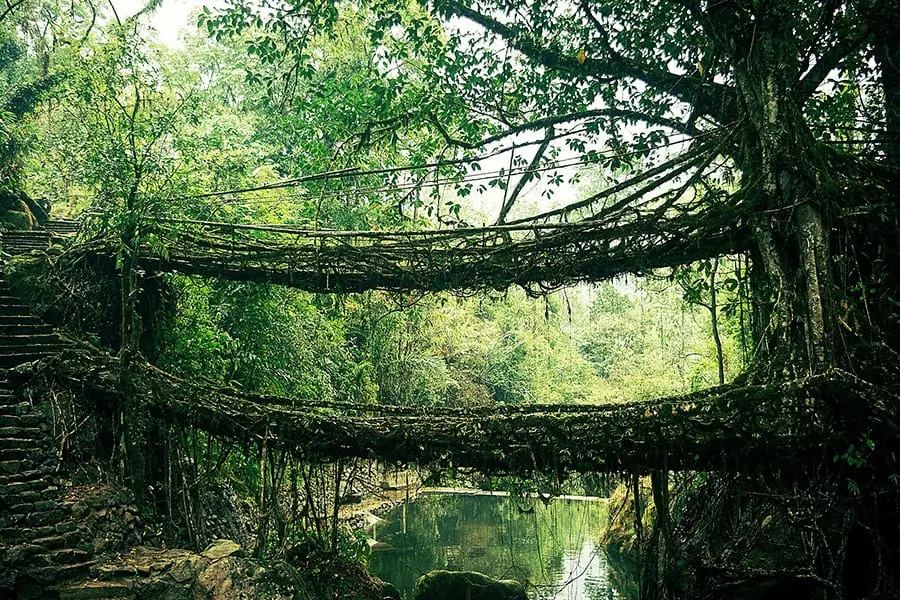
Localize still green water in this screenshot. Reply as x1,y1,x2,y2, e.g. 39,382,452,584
367,493,621,600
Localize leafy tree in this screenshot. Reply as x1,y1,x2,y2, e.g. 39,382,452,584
673,257,748,384
579,281,734,400
199,3,477,229
1,0,96,224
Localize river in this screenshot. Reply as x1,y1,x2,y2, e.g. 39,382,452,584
367,491,623,599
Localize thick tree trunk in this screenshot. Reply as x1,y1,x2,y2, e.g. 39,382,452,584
728,5,846,378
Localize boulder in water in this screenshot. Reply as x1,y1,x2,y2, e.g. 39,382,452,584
414,570,527,600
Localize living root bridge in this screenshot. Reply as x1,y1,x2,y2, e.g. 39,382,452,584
16,350,898,475
84,204,745,294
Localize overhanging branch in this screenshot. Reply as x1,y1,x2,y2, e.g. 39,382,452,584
435,0,738,126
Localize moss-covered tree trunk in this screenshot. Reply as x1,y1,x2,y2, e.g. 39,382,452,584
722,3,891,381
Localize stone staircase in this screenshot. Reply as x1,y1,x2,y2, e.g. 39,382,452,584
56,540,258,600
0,230,52,255
0,260,90,597
0,219,79,258
0,380,93,587
0,221,76,368
0,292,60,370
42,220,80,237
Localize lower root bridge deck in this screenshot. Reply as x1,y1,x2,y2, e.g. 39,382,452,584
15,349,896,476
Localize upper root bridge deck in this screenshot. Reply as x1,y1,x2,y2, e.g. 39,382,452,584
80,203,745,293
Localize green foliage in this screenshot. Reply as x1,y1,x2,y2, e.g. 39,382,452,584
835,434,875,469
159,277,376,403
578,280,739,401
11,0,739,411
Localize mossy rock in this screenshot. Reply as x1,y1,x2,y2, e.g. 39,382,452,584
0,207,36,230
3,254,49,301
0,189,48,227
414,570,527,600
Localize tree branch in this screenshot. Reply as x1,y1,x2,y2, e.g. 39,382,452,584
496,125,553,224
506,143,713,225
436,0,738,125
0,0,26,24
430,107,697,151
797,22,872,101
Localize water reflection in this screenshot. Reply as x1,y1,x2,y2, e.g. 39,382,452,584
367,492,621,600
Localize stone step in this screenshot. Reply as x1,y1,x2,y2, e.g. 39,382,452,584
2,244,50,252
0,447,43,461
0,304,34,316
0,425,43,437
5,487,61,504
1,234,51,242
4,476,55,492
53,519,78,535
2,248,50,257
0,348,59,369
0,342,61,352
7,498,62,516
35,560,97,585
44,221,80,235
31,530,82,550
21,508,66,527
0,526,36,540
0,459,40,474
0,402,36,416
0,438,43,452
0,238,51,244
0,314,44,325
0,333,61,347
51,547,92,565
0,412,44,427
58,581,132,599
16,552,93,583
5,520,79,541
0,324,54,336
3,542,44,560
0,466,53,484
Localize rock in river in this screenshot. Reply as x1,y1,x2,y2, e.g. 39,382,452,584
414,570,527,600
